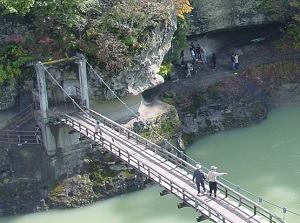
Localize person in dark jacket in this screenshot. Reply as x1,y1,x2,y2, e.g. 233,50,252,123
231,52,236,70
211,53,217,69
193,164,206,195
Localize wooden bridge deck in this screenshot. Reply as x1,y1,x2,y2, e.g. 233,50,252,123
60,110,285,223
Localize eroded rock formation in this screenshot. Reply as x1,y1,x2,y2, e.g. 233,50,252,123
188,0,275,35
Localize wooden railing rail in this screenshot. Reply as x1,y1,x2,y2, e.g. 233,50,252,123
0,129,43,146
5,104,34,130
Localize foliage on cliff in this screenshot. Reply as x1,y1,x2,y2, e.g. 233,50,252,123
173,0,192,19
248,59,300,91
0,0,184,84
260,0,300,41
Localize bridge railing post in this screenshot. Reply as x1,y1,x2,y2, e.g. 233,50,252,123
137,161,140,171
224,188,228,198
238,197,242,207
118,147,121,156
85,128,89,138
182,188,186,200
127,151,130,163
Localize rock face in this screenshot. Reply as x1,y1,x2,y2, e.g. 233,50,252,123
188,0,274,35
27,2,177,101
101,3,177,98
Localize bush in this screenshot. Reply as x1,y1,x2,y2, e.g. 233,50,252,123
159,62,174,79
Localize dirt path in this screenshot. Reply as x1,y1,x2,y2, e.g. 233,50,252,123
143,38,300,102
133,23,300,124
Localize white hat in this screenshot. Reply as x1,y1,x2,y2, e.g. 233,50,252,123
211,165,217,170
196,164,201,169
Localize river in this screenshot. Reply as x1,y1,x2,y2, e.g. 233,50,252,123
1,104,300,223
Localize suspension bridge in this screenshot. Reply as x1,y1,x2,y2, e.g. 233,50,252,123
1,54,298,222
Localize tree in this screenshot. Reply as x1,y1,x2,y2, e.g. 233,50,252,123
0,0,35,16
0,0,179,83
287,0,300,40
172,0,192,19
260,0,300,41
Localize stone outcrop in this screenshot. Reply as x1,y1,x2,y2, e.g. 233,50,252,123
95,1,177,98
188,0,275,35
24,2,177,102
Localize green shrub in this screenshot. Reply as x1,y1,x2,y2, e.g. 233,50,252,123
2,178,10,185
159,62,174,79
49,185,64,197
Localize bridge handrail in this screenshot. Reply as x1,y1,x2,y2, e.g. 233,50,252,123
84,110,285,222
61,111,285,223
216,180,284,222
106,141,231,222
5,104,34,130
86,109,200,163
0,129,43,146
61,113,232,222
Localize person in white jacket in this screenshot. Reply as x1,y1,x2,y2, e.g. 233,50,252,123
207,165,227,198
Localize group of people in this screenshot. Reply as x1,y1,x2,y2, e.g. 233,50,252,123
15,124,42,146
193,164,227,198
180,42,219,78
180,43,241,78
180,45,219,79
180,43,208,65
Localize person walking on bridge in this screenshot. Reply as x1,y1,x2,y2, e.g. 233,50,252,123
94,121,102,140
193,164,206,196
207,165,227,198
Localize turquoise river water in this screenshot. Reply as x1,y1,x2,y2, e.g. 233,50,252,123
1,104,300,223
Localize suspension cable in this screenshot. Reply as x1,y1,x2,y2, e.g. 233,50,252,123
86,61,187,155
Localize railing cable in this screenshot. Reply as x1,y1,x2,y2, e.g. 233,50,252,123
86,61,190,157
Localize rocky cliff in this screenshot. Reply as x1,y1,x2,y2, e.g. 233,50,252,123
0,0,177,107
188,0,274,35
99,0,177,98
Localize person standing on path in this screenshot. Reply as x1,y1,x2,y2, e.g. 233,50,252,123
196,44,201,59
193,164,206,195
180,50,185,62
211,53,217,69
207,165,227,198
234,53,239,69
186,61,193,78
200,47,208,64
190,48,196,64
231,53,236,70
